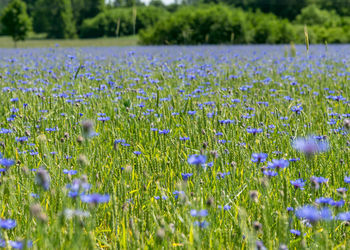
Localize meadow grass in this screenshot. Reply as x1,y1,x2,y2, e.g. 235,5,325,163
0,45,349,249
0,35,138,48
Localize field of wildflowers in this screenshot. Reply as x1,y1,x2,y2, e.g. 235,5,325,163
0,45,350,249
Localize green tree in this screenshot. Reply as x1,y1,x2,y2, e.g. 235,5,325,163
22,0,37,15
296,4,340,27
70,0,104,35
1,0,32,47
33,0,76,38
47,0,76,38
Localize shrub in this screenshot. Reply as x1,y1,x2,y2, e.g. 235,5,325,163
80,6,168,38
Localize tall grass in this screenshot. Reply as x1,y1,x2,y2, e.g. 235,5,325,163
0,45,349,249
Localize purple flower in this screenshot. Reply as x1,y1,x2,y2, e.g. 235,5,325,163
287,207,294,212
329,199,345,207
320,207,333,220
63,169,77,175
179,136,190,141
251,153,268,163
173,190,185,199
337,212,350,221
80,194,110,204
0,219,16,229
0,239,32,249
190,209,208,217
218,205,231,211
291,106,303,114
311,176,328,184
216,172,230,179
0,158,15,168
337,187,347,194
187,154,206,165
292,137,329,156
290,179,306,190
267,159,289,169
263,170,278,177
159,129,170,134
193,220,209,228
295,205,321,223
247,128,263,135
344,176,350,184
181,173,193,181
315,197,333,205
290,229,301,236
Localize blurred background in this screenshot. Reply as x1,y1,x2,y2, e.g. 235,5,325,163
0,0,350,47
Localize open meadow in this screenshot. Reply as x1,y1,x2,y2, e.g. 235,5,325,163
0,45,350,249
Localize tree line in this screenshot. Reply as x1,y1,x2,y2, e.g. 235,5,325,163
2,0,350,45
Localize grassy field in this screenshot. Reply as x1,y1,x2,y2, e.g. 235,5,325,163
0,45,350,249
0,35,139,48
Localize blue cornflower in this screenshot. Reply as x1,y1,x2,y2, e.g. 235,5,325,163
0,239,32,249
291,106,303,114
173,190,185,199
344,176,350,183
289,157,300,162
0,158,15,168
290,229,301,236
133,151,142,155
159,129,170,134
218,205,231,211
193,220,209,228
190,209,208,217
179,136,190,141
97,117,110,122
246,128,263,135
187,154,206,165
292,136,329,156
311,176,328,184
251,153,268,163
295,205,321,223
337,212,350,221
0,219,16,229
181,173,193,181
337,187,347,194
290,179,306,190
63,169,77,175
15,136,28,143
80,194,110,204
315,197,333,205
216,172,230,179
188,111,196,115
330,199,345,207
114,139,126,145
263,170,278,177
67,178,90,198
320,207,333,220
267,159,289,170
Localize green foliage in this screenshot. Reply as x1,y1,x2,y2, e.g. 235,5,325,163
296,4,340,27
32,0,76,38
0,0,32,45
308,0,350,16
140,5,300,45
46,0,76,38
140,5,250,45
80,6,168,38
